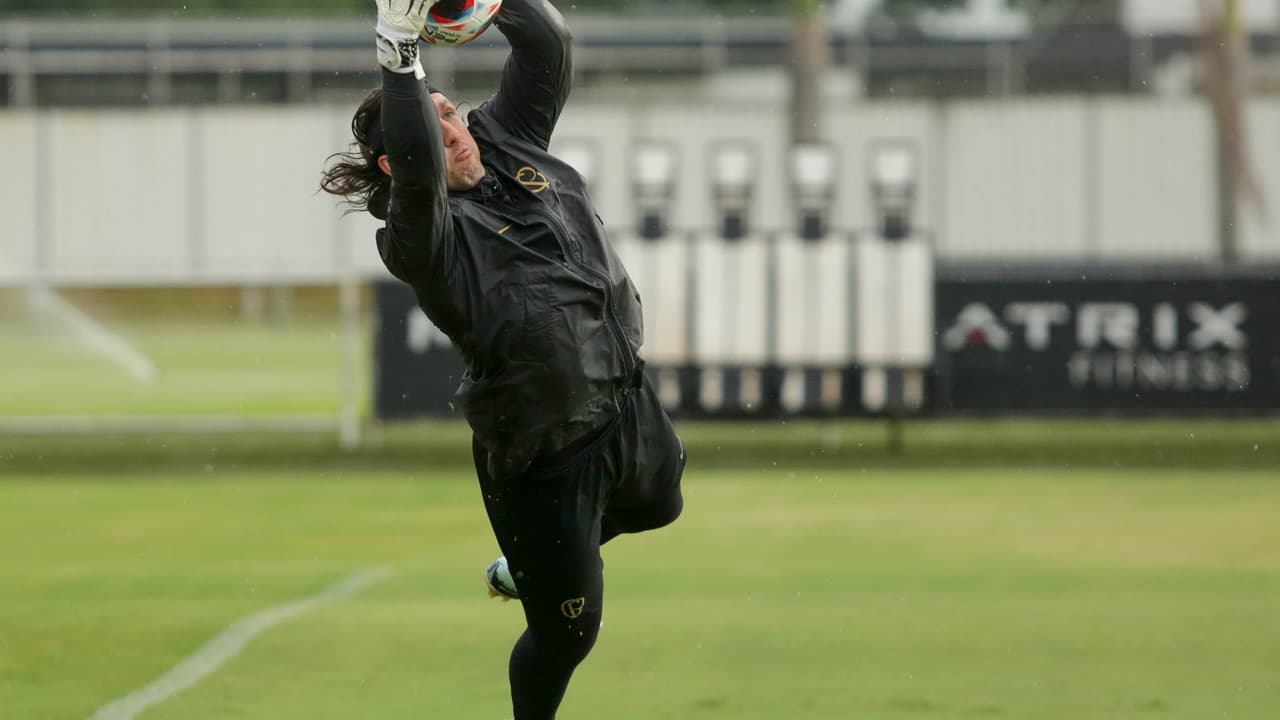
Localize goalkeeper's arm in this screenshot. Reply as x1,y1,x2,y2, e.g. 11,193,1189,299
487,0,573,150
373,0,457,280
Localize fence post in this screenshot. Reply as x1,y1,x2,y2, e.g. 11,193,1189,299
339,275,364,451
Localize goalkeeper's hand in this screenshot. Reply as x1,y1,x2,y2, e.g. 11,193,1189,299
375,0,430,75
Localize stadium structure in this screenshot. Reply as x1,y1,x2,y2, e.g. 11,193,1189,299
1,2,1278,443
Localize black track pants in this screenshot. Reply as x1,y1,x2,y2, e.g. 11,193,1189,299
473,374,686,720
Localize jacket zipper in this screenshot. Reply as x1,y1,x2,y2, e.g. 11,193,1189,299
530,207,636,380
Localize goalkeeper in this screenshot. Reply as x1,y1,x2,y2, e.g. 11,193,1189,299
321,1,686,718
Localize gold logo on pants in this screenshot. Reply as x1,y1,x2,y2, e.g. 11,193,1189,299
516,166,550,193
560,597,586,619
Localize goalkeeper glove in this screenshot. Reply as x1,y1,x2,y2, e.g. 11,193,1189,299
375,0,431,76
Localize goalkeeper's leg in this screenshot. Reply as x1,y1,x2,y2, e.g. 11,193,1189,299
475,438,611,720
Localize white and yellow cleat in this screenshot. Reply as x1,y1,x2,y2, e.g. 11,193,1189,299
485,556,519,601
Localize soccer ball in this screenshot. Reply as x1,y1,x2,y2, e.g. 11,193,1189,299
422,0,502,47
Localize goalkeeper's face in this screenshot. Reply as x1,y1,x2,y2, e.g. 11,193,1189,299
431,92,485,191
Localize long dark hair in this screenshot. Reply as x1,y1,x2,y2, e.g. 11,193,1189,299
320,88,390,220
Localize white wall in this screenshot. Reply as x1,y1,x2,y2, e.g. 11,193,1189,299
1,95,1277,286
941,99,1090,258
0,106,388,285
1241,102,1280,259
44,110,192,281
1094,98,1217,260
0,113,38,284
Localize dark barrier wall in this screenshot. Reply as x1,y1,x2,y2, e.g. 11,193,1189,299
374,277,864,420
374,264,1280,420
935,265,1280,413
373,281,466,420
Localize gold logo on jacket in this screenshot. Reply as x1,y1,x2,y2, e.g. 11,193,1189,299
560,597,586,619
516,166,550,194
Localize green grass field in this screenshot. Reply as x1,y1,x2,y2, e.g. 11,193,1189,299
0,288,356,417
3,455,1279,719
3,289,1280,718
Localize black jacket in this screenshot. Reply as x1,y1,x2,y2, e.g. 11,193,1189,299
376,0,644,479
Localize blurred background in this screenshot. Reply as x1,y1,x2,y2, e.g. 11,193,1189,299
2,2,1279,720
2,0,1279,432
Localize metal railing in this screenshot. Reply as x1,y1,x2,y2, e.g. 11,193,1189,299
4,14,1272,106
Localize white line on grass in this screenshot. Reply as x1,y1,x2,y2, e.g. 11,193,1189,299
87,566,394,720
27,286,159,383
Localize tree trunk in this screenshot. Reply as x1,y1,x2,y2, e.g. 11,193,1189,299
1200,0,1249,263
788,0,828,144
